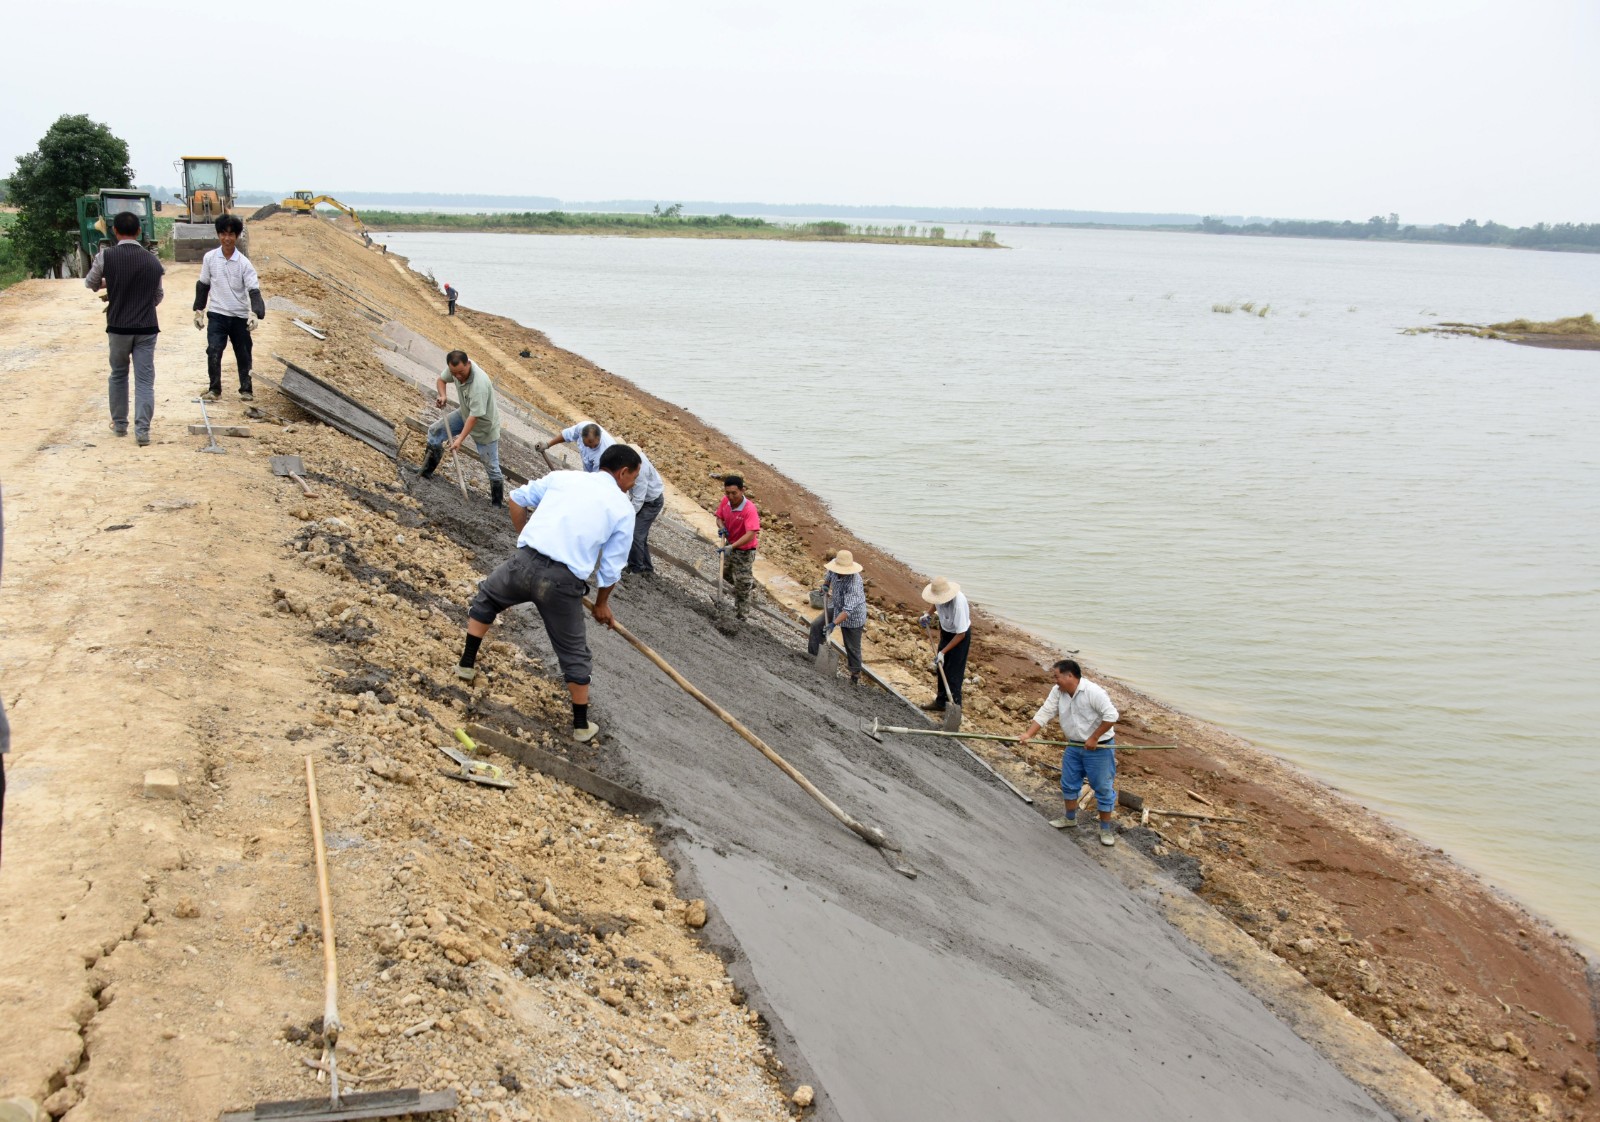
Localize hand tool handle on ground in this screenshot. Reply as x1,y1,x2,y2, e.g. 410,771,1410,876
193,397,226,454
288,472,316,497
873,719,1173,751
304,756,343,1105
866,718,1034,803
603,611,898,854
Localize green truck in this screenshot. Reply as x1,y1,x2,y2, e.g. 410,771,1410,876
75,188,158,274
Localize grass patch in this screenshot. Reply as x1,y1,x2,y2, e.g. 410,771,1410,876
1212,302,1235,313
1487,313,1599,336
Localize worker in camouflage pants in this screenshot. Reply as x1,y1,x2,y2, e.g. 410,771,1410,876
715,474,760,621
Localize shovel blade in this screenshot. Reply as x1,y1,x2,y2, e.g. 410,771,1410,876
271,454,306,477
940,704,963,732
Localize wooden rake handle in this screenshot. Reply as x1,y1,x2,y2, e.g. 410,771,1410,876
604,614,895,853
304,757,342,1040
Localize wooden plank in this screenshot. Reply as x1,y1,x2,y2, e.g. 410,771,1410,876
270,356,397,457
220,1088,457,1121
187,424,252,437
466,724,659,816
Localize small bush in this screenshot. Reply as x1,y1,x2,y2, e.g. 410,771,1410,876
1212,303,1235,313
1488,313,1598,336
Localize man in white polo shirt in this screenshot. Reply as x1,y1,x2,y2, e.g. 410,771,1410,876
1019,658,1121,845
192,214,265,402
455,444,640,743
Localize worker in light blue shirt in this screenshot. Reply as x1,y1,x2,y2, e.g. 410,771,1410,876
543,420,616,472
624,446,666,577
455,445,641,743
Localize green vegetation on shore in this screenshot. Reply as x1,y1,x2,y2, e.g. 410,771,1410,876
1189,214,1600,253
362,209,1002,247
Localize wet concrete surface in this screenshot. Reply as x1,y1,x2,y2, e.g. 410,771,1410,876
409,474,1395,1122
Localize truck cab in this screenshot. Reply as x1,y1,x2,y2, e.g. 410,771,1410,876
74,189,158,275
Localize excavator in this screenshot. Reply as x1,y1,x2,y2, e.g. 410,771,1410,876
280,192,367,233
171,155,248,262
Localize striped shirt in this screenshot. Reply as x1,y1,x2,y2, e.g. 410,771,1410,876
823,571,867,628
199,247,260,317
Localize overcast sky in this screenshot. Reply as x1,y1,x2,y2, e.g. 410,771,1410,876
5,0,1596,225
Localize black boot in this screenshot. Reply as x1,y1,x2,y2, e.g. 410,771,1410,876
420,444,442,478
490,480,504,507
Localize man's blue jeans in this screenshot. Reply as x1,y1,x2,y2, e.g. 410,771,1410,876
1061,741,1117,812
429,411,503,482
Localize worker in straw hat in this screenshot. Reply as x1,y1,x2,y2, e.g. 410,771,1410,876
808,550,868,684
918,576,970,713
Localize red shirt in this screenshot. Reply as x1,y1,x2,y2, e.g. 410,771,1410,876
716,496,760,550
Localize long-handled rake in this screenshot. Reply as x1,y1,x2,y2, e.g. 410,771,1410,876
863,718,1176,752
220,759,456,1122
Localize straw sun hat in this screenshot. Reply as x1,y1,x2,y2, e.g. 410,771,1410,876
825,550,864,575
921,576,960,605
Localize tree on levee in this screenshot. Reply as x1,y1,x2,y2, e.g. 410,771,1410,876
9,114,133,277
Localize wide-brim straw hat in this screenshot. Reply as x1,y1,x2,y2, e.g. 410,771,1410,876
825,549,863,575
921,576,960,605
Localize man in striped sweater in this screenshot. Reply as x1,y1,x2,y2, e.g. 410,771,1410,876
84,211,164,446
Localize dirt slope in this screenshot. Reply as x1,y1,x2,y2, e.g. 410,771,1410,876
0,267,791,1119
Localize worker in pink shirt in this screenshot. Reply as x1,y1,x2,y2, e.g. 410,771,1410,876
714,474,760,622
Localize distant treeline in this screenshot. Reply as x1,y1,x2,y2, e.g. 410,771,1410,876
1194,214,1600,252
359,210,999,246
363,210,770,230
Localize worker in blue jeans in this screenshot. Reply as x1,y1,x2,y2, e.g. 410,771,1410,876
1018,658,1121,845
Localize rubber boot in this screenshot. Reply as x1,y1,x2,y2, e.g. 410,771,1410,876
420,443,442,478
490,480,504,507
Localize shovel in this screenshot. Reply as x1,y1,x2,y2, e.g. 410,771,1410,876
814,586,837,676
934,656,963,732
271,454,316,497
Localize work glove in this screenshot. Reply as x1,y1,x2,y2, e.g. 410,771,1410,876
716,546,730,555
917,613,933,629
247,312,259,333
717,526,728,540
193,310,206,331
933,651,945,667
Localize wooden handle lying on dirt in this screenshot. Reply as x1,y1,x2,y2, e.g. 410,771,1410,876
604,614,897,853
304,757,342,1040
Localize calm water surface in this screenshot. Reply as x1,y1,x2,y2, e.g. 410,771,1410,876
383,226,1600,951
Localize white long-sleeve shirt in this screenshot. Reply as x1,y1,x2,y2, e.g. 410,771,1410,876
510,471,636,588
628,448,665,511
1033,679,1119,743
199,246,260,317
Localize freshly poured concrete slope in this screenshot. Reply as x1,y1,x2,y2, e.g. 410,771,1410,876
554,587,1394,1122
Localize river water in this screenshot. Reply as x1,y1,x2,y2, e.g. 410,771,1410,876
381,225,1600,951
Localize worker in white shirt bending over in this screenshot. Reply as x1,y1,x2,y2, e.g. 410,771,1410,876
455,444,640,744
1019,658,1121,845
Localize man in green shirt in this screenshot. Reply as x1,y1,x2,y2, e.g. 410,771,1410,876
421,349,505,505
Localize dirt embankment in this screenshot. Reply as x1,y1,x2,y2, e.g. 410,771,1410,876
284,219,1598,1122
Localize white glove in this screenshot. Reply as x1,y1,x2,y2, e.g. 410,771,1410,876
247,312,259,333
934,651,945,667
193,310,206,331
